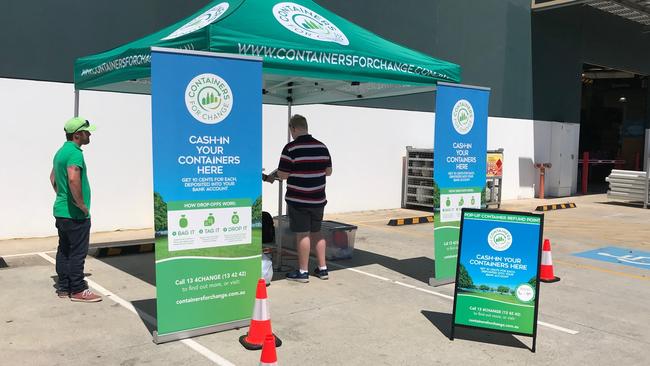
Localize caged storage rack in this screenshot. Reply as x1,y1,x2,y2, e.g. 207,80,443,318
401,147,503,211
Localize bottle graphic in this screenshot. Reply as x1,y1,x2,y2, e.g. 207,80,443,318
231,212,240,225
204,213,215,227
179,215,189,228
459,197,465,206
471,196,476,206
445,197,451,207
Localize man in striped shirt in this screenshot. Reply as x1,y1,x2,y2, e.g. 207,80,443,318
274,114,332,283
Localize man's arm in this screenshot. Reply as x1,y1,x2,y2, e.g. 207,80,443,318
67,165,89,216
49,168,57,193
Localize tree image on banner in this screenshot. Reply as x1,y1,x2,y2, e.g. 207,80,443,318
154,192,168,233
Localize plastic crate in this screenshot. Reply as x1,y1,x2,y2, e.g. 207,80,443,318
273,216,357,260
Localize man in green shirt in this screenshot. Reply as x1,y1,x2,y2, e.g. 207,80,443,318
50,117,101,303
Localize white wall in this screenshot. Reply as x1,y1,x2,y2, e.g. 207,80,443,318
0,78,578,239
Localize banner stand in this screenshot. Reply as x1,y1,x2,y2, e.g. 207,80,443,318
151,47,263,344
430,82,490,287
153,319,249,344
429,277,455,287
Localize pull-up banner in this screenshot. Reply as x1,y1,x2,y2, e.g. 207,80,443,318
151,48,262,343
451,209,544,352
432,83,490,285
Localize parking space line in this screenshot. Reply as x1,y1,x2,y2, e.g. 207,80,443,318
36,252,236,366
2,250,56,258
327,261,579,335
554,259,649,281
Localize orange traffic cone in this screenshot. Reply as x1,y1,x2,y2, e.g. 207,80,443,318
259,334,278,366
239,278,282,350
540,239,560,283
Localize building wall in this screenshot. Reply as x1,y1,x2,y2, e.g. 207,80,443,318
1,77,571,239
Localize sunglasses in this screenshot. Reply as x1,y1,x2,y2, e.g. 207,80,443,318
72,120,90,133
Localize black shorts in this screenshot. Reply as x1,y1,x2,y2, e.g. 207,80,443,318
287,204,324,233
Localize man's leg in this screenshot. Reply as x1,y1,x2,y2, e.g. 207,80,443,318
296,232,311,271
68,219,101,302
54,218,71,297
310,206,328,280
286,205,311,282
310,231,326,268
68,219,90,294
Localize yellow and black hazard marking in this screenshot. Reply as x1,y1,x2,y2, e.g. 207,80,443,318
388,215,434,226
535,202,576,212
96,243,154,257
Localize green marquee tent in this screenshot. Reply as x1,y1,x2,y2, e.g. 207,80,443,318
74,0,460,105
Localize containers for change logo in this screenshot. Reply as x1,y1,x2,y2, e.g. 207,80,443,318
163,3,230,40
185,73,233,124
452,99,474,135
273,2,349,45
515,284,535,302
487,228,513,251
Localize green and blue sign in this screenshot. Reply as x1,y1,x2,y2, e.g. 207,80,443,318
573,247,650,270
151,48,262,342
433,83,490,283
452,209,544,351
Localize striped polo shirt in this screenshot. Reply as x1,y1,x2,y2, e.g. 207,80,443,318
278,134,332,207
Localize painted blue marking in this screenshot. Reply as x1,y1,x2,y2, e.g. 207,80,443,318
573,247,650,270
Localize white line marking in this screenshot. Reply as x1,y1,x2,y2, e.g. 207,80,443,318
181,340,236,366
537,321,580,335
3,250,56,258
327,259,578,335
36,252,236,365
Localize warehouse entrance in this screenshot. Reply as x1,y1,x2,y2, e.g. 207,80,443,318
578,64,648,193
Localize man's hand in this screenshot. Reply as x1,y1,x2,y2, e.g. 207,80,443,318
276,170,290,181
67,165,88,217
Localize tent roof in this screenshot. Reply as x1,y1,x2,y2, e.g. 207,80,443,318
74,0,460,105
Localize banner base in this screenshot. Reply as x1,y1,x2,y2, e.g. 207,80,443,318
153,319,249,344
429,277,455,287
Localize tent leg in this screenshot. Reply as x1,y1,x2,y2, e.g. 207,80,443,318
74,90,80,117
278,102,292,217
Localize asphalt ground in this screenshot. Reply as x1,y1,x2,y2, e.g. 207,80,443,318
1,194,648,365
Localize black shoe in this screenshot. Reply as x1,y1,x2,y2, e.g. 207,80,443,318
286,270,309,283
313,267,329,280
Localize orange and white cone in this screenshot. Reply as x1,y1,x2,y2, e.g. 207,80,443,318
239,278,282,350
259,334,279,366
540,239,560,283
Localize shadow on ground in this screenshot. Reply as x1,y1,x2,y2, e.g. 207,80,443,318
420,310,530,351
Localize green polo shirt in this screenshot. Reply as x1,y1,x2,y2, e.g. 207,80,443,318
52,141,91,219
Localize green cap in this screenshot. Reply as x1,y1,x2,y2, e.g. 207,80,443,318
64,117,96,134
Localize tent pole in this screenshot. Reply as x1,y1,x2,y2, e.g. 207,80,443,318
74,90,80,117
278,101,292,217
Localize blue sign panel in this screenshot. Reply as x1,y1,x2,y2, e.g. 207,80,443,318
433,83,490,280
573,247,650,270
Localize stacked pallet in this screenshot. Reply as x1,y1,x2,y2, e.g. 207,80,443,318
606,169,650,204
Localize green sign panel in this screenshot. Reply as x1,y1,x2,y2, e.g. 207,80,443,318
451,209,544,352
